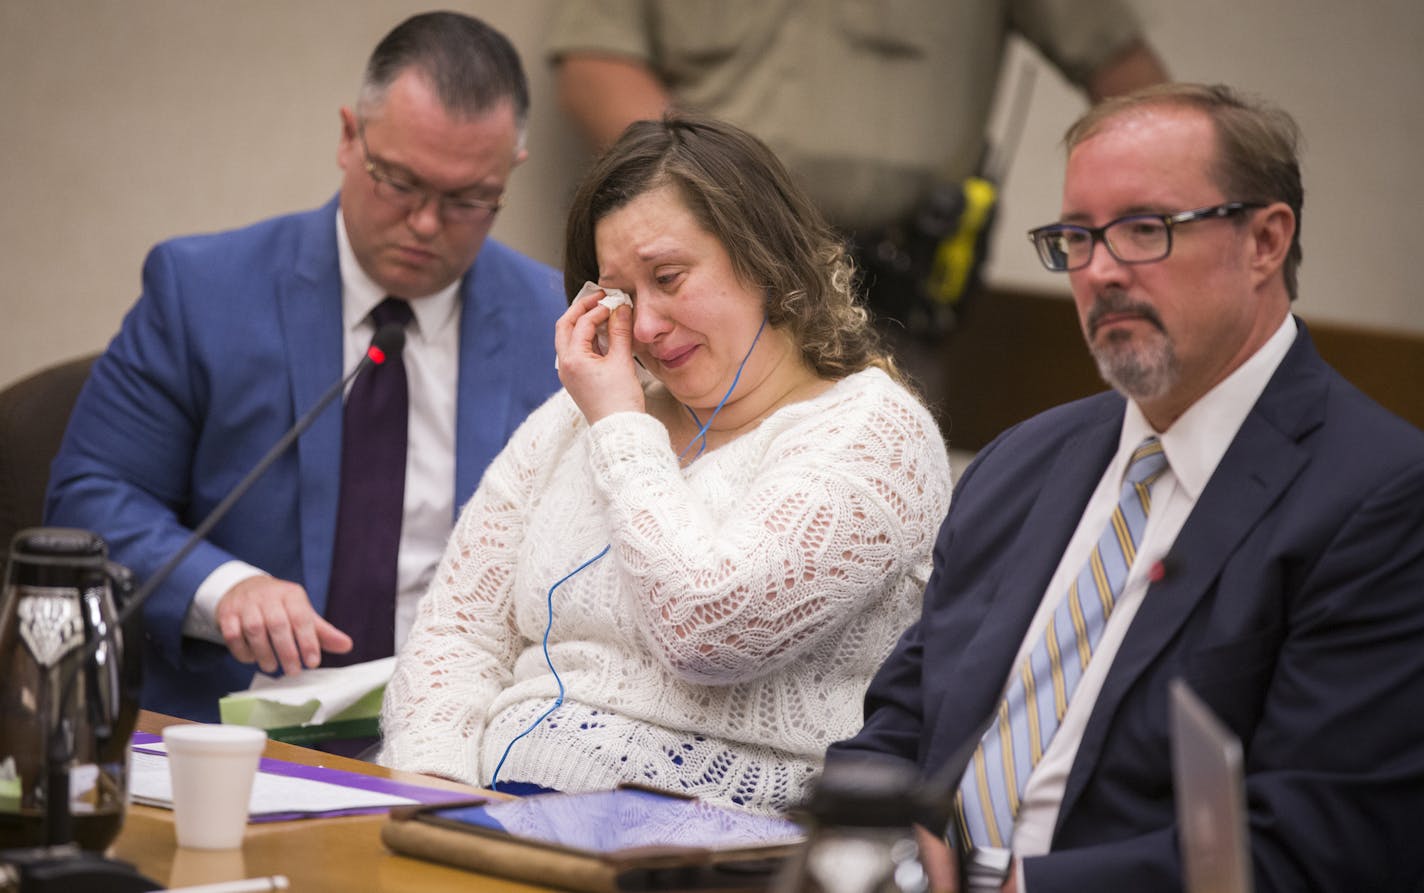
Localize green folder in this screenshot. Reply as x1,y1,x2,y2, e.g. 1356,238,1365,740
219,682,385,745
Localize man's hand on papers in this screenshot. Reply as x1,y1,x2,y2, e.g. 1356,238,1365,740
218,575,353,675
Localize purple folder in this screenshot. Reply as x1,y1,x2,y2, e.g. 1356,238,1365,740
132,731,483,822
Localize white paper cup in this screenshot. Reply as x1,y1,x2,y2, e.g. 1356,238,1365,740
162,724,267,850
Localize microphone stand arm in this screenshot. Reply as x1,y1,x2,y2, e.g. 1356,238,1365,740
114,351,375,633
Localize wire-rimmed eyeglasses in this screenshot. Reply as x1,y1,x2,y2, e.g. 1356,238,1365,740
1028,202,1265,272
358,125,504,224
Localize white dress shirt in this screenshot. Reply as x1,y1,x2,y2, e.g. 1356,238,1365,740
1010,315,1298,877
183,209,460,654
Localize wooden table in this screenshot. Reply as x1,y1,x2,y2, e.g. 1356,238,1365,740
110,711,543,891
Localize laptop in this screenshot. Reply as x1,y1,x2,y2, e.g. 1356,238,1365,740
1169,678,1254,893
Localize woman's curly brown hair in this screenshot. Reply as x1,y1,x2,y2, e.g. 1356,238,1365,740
563,113,904,385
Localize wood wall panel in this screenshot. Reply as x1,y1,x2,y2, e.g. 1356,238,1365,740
933,290,1424,451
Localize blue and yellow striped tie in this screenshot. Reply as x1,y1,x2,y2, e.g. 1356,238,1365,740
956,437,1169,849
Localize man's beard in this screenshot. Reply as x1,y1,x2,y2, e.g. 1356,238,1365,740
1086,289,1179,402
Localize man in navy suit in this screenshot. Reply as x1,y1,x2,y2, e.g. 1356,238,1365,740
830,84,1424,891
46,13,566,721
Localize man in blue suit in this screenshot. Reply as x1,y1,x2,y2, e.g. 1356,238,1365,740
830,84,1424,891
46,13,566,721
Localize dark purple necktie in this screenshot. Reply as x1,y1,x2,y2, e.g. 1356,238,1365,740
324,297,413,666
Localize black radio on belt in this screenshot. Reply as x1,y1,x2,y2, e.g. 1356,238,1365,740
854,174,999,339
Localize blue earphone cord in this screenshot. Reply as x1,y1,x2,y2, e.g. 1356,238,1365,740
488,316,768,791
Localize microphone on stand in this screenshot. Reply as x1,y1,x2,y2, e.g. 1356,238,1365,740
2,323,407,893
776,690,998,893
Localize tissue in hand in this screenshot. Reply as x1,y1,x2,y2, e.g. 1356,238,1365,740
597,288,633,312
575,280,632,311
574,281,633,352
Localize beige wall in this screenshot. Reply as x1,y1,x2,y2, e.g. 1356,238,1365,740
2,1,1421,389
0,0,587,388
986,0,1424,340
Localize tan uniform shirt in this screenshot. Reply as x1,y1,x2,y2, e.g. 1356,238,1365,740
549,0,1146,230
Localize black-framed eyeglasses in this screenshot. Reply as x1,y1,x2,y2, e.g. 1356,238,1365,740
358,125,504,224
1027,202,1265,272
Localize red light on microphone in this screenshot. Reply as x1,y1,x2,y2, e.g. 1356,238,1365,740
367,346,387,365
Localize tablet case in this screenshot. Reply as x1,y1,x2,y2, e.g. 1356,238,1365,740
381,785,803,892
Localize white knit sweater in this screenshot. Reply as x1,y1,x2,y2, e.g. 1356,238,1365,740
379,367,951,813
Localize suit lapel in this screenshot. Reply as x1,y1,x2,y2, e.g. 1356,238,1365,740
275,199,344,610
927,401,1124,767
1058,321,1329,825
453,244,515,510
991,421,1121,652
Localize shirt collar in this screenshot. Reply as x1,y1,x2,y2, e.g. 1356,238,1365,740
1119,314,1297,499
335,208,461,344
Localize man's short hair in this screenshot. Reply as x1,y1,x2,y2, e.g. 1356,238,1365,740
358,12,529,133
1066,83,1305,301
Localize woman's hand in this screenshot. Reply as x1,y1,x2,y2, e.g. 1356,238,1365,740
555,286,644,423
